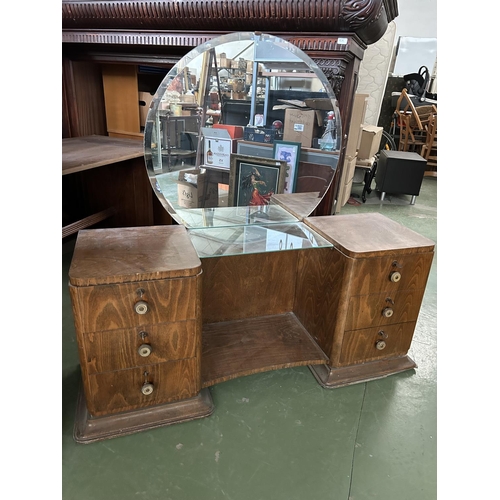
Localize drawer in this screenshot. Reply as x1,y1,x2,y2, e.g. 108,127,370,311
339,321,416,366
83,320,199,374
350,252,433,296
85,358,200,416
344,288,426,331
71,276,200,333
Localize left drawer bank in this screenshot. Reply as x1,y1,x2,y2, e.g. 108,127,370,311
68,225,214,444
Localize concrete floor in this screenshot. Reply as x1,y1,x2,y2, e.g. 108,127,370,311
62,177,437,500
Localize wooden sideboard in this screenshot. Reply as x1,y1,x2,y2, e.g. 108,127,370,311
62,135,172,238
68,212,433,443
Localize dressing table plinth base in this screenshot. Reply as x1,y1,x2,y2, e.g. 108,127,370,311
309,356,417,389
73,387,214,444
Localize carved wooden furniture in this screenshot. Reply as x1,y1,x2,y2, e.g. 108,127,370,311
62,0,399,215
68,213,433,443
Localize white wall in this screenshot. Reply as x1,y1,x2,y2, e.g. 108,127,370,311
393,0,437,41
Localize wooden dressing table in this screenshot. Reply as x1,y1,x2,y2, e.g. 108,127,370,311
69,213,434,443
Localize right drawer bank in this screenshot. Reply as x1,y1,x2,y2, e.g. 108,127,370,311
301,213,435,388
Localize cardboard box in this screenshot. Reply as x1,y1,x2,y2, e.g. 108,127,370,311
283,108,318,148
177,169,219,208
345,93,368,157
358,125,383,160
213,124,244,140
334,153,357,213
202,127,236,168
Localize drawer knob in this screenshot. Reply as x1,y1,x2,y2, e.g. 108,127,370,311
390,271,401,283
134,300,149,315
382,307,394,318
376,340,387,350
141,382,154,395
138,344,152,357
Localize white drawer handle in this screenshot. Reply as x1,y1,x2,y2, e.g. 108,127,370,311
134,300,149,315
138,344,152,357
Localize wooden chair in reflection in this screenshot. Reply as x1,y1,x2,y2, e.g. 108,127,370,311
395,88,436,155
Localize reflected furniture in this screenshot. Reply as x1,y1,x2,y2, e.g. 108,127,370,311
69,212,434,443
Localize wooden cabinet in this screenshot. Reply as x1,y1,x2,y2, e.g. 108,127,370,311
68,213,433,442
303,213,435,387
69,225,214,443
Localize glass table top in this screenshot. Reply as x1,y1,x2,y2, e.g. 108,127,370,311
188,221,333,257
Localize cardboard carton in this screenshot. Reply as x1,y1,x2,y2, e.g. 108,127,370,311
177,169,218,208
202,127,236,168
213,124,244,139
345,93,368,157
283,108,319,148
358,125,383,160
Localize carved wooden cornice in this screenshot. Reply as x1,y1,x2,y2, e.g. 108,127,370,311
62,0,398,46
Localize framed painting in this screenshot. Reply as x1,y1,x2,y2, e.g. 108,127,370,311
272,140,301,194
228,154,287,207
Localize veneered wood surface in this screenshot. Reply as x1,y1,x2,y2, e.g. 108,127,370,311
270,192,321,220
200,251,298,324
86,358,200,416
62,135,143,175
69,226,201,286
83,320,199,374
70,277,199,332
344,288,427,331
339,322,417,366
101,64,141,138
305,213,435,258
349,252,434,296
201,312,328,387
293,247,348,362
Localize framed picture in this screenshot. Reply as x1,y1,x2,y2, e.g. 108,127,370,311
272,140,301,194
229,154,287,207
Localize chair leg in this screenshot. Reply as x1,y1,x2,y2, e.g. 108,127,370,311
380,192,386,201
410,195,416,205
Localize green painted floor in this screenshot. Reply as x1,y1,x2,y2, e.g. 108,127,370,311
62,177,437,500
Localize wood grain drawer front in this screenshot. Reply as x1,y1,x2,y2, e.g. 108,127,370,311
86,358,200,416
351,252,433,296
83,320,199,374
75,277,199,333
345,288,426,331
339,322,417,366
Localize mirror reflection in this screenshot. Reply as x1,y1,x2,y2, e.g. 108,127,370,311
144,32,342,228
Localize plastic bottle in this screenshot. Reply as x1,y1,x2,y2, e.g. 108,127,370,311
320,111,337,151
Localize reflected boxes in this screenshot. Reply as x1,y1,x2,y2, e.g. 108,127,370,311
283,108,320,148
177,169,218,208
202,127,241,169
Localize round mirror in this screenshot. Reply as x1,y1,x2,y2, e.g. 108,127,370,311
144,32,341,228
